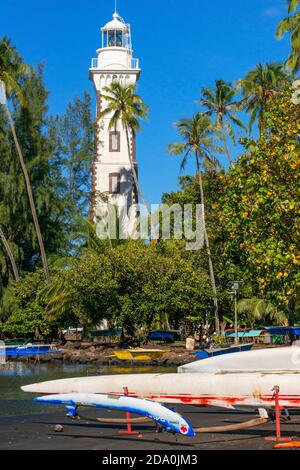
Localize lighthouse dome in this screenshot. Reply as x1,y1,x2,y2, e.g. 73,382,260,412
102,13,127,31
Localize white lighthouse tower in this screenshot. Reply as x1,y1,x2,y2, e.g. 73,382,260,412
89,9,141,229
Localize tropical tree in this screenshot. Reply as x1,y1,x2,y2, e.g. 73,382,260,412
237,298,287,327
0,38,29,105
98,82,149,212
276,0,300,73
49,92,94,251
219,86,300,325
0,38,51,283
168,114,222,333
240,63,290,135
198,80,246,166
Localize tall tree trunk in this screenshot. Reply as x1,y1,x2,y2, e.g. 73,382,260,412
196,154,220,334
223,133,233,168
0,226,20,281
4,96,51,284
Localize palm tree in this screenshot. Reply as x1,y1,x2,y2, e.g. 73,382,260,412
240,63,290,135
237,298,287,327
169,114,222,333
98,82,149,213
198,80,246,167
0,226,20,281
276,0,300,73
0,38,51,284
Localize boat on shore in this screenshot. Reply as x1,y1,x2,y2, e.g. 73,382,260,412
109,349,170,362
0,343,61,358
22,368,300,410
22,346,300,430
193,343,253,360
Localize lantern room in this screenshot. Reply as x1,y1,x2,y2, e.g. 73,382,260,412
101,13,132,50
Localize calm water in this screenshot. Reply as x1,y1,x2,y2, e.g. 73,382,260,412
0,363,175,417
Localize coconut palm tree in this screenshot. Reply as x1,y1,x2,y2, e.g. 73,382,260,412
98,82,149,213
0,226,20,281
276,0,300,73
240,63,290,135
237,298,287,327
198,80,246,167
168,114,222,333
0,38,51,284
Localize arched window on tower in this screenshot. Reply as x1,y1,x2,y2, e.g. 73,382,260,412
109,173,121,194
109,131,120,152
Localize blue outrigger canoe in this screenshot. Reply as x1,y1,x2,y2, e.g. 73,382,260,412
1,344,61,358
193,343,253,360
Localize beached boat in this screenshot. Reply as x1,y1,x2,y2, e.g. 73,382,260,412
35,393,195,437
178,344,300,373
111,349,170,362
22,346,300,417
193,343,253,360
22,368,300,410
0,344,60,358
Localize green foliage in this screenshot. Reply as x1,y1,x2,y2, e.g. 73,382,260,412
2,241,213,341
0,37,30,105
276,0,300,72
99,82,148,135
0,38,94,295
237,298,287,327
240,63,291,134
0,270,55,336
48,92,94,251
220,86,300,321
168,114,222,170
198,80,246,165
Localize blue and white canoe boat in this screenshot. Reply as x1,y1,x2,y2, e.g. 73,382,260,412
193,343,253,360
0,344,60,358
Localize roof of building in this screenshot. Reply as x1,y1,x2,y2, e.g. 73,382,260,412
102,13,127,31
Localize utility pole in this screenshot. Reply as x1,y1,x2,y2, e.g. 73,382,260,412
228,281,242,345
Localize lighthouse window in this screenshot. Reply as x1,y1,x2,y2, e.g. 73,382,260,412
116,30,123,47
109,173,121,194
107,30,123,47
109,131,121,152
108,31,115,47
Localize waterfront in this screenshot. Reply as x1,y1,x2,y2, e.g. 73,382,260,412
1,362,300,450
0,362,175,416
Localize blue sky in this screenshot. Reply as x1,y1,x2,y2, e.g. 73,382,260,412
1,0,291,204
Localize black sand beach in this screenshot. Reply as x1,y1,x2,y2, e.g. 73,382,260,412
1,407,299,450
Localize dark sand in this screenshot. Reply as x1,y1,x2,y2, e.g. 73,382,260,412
0,407,299,450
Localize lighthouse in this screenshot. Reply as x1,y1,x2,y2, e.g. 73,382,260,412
89,10,141,231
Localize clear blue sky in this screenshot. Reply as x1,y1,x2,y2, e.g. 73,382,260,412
1,0,291,204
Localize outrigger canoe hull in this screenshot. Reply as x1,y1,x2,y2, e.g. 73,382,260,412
35,393,195,437
22,370,300,410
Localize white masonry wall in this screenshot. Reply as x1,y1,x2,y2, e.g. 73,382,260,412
90,45,140,222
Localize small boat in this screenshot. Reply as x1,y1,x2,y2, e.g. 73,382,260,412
111,349,170,362
22,348,300,410
35,393,195,437
0,344,60,358
193,343,253,360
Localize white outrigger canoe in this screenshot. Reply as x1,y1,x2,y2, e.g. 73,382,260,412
22,346,300,427
35,393,195,437
23,369,300,410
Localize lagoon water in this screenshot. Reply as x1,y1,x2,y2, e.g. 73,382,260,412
0,363,176,417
